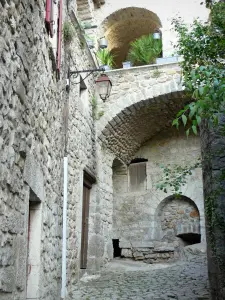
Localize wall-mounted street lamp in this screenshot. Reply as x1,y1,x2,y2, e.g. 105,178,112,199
95,74,112,101
66,68,112,101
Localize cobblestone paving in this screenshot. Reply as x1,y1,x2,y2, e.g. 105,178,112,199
72,256,210,300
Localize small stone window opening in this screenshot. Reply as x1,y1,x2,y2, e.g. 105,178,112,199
79,76,89,112
112,239,121,258
128,158,147,192
80,75,87,95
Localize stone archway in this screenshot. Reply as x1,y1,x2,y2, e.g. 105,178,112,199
98,90,187,163
98,7,162,68
97,64,184,154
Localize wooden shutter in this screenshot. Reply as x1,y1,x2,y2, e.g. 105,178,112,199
56,0,62,78
45,0,54,38
129,162,147,191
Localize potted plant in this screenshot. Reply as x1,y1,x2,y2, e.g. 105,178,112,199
122,61,132,69
85,35,95,49
127,34,162,66
156,56,179,64
96,49,115,70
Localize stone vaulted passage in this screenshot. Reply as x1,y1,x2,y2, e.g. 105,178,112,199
83,62,209,300
99,90,189,163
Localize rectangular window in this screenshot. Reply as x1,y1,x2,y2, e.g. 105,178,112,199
129,162,147,192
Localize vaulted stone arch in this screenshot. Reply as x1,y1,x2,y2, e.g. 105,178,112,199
99,91,188,163
98,7,162,68
97,64,185,163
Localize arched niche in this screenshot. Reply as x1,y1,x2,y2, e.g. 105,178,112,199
98,7,162,68
112,158,128,194
155,195,201,245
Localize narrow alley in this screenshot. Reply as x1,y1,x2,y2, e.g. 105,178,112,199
72,248,209,300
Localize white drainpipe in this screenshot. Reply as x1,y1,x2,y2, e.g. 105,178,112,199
61,156,68,299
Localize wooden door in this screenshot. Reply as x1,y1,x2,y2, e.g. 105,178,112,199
80,183,91,269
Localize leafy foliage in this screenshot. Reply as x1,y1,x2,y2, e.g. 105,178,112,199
96,49,115,68
127,34,162,66
156,159,201,195
172,2,225,135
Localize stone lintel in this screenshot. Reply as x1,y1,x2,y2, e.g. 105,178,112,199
23,153,45,202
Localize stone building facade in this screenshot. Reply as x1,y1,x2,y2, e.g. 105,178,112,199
0,0,99,299
112,128,204,262
0,1,211,300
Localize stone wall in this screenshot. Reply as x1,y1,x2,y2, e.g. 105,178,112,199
0,1,64,298
0,0,211,298
200,118,225,300
0,1,102,299
86,146,114,273
112,128,205,260
97,63,182,136
159,196,200,243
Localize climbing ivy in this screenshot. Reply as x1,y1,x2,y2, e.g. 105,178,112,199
156,159,201,195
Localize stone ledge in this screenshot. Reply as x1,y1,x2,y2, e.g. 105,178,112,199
104,62,181,75
119,241,154,248
23,153,45,202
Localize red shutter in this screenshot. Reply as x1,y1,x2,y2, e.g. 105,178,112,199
45,0,54,38
56,0,62,79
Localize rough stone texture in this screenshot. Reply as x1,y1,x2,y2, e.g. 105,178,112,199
0,1,212,299
0,1,64,298
112,128,205,258
200,118,225,300
97,63,189,162
23,153,45,202
71,254,210,300
120,241,176,264
0,1,100,299
86,147,114,273
160,196,200,242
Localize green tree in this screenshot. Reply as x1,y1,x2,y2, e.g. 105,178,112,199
172,2,225,135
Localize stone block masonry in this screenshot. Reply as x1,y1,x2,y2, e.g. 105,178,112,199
0,1,214,299
112,128,205,259
0,1,100,299
0,1,65,298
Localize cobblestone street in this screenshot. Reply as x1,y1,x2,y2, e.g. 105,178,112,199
72,255,209,300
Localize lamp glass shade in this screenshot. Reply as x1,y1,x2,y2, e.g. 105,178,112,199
95,74,112,101
99,38,108,49
153,32,161,40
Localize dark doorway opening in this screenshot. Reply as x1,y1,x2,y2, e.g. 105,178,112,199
112,239,121,258
177,233,201,244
